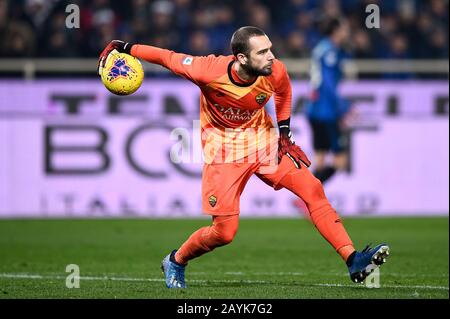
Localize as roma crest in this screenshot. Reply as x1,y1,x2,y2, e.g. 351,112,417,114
209,195,217,207
255,93,267,105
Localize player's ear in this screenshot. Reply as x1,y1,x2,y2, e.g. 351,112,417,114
236,53,248,65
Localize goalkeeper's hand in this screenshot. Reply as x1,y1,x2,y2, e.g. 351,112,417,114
278,119,311,169
97,40,134,75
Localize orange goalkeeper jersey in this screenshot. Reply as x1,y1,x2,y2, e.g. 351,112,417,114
131,45,292,164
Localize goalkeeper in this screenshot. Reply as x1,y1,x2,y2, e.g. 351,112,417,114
98,26,389,288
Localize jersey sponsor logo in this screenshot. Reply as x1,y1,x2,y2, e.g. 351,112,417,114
213,104,259,122
208,195,217,207
182,56,193,65
255,93,267,105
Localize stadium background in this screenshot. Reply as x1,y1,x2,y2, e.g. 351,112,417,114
0,0,448,299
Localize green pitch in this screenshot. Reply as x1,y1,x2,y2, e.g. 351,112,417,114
0,217,448,299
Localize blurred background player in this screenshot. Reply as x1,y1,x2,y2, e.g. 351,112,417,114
305,17,352,184
99,26,390,289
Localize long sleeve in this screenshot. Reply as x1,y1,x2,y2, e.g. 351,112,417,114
130,44,216,85
273,61,292,122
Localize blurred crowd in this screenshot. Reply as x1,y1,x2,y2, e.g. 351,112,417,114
0,0,448,60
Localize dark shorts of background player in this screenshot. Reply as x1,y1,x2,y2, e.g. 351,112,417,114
308,119,345,153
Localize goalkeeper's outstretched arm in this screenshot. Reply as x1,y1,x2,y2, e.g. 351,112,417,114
98,40,215,85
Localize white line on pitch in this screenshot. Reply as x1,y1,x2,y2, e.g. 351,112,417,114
0,273,448,291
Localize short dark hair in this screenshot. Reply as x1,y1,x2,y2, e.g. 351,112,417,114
230,26,266,56
319,17,344,36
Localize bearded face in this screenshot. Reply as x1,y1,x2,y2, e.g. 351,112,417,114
241,57,273,76
240,35,275,77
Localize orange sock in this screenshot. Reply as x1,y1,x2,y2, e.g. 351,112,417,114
337,245,356,262
278,167,355,262
308,199,355,261
175,215,239,265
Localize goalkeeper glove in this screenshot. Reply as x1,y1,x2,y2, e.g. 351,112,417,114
97,40,134,75
278,118,311,169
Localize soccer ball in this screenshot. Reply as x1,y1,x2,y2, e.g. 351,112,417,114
100,52,144,95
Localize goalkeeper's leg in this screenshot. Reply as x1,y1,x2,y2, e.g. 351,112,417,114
280,162,355,261
174,214,239,265
259,156,355,262
172,163,251,264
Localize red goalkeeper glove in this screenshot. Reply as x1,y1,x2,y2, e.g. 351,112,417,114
278,119,311,169
97,40,134,75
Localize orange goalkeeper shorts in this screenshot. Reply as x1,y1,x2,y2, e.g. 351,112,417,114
201,155,299,215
